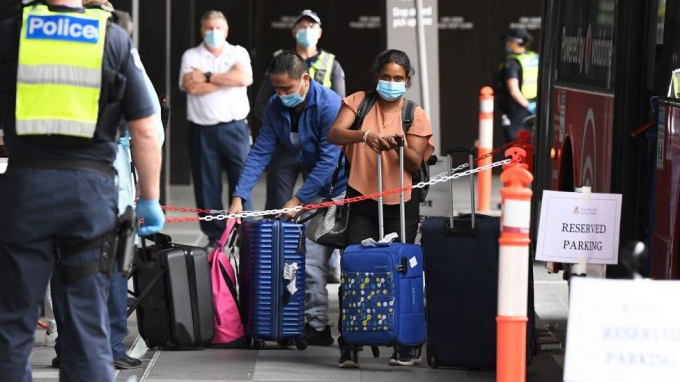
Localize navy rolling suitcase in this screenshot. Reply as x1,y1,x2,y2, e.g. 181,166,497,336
132,234,214,349
239,220,308,350
341,138,426,360
421,147,535,369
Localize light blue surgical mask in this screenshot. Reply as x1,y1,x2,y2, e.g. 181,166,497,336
295,28,319,48
279,78,308,108
204,29,226,49
376,80,406,102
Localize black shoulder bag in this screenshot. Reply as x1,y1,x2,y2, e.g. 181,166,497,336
294,92,378,249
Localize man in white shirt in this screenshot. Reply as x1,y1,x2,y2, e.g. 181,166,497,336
179,10,254,247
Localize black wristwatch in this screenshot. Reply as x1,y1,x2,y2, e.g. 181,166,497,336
205,71,212,83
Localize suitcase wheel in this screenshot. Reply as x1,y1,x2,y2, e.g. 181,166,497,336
295,340,308,351
253,339,266,350
143,337,152,348
415,346,422,360
371,346,380,358
427,354,439,369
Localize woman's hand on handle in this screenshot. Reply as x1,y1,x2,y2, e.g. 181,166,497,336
364,131,391,154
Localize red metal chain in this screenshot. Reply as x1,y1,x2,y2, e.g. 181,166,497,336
162,137,528,223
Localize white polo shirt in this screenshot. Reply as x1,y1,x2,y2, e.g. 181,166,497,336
179,42,253,125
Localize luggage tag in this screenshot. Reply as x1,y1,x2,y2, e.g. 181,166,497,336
361,232,399,247
283,262,299,295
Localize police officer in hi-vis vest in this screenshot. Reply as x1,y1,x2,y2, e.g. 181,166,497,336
496,27,539,143
0,1,163,381
254,9,346,212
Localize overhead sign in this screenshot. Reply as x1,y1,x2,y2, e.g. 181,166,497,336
383,0,440,155
536,190,622,264
564,278,680,382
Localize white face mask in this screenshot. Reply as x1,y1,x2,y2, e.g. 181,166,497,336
204,29,226,49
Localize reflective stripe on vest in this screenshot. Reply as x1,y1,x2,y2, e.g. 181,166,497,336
508,52,539,100
16,4,110,138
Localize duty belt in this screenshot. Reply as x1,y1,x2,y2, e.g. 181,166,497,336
11,159,116,179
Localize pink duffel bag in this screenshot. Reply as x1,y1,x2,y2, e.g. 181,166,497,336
208,219,246,348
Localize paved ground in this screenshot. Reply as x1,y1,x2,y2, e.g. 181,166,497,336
30,173,569,381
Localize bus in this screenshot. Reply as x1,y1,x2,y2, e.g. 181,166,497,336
532,0,680,279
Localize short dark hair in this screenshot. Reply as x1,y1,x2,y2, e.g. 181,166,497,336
268,50,309,79
201,10,228,25
374,49,416,87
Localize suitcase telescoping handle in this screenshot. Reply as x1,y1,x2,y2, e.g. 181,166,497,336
445,146,475,230
376,136,407,244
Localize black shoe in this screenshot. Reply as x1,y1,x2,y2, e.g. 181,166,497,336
51,356,60,369
114,354,143,370
389,348,418,366
304,323,334,346
338,345,359,368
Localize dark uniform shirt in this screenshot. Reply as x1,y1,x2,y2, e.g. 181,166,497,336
497,57,530,127
0,3,155,164
254,51,345,121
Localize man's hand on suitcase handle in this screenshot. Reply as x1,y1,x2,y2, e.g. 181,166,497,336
228,197,244,223
277,196,303,220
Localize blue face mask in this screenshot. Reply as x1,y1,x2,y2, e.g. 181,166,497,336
204,29,225,49
279,78,308,108
295,28,319,48
376,80,406,102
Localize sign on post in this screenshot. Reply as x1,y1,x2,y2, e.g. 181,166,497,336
535,190,622,264
564,278,680,382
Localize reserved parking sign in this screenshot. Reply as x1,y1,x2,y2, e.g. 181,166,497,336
565,278,680,382
536,190,622,265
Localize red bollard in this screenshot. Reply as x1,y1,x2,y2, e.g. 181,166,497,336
497,148,533,382
478,86,494,212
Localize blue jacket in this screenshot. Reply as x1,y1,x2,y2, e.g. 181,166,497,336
234,80,346,204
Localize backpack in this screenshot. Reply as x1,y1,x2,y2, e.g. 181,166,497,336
350,91,431,201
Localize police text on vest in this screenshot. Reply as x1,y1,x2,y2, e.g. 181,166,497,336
26,15,99,44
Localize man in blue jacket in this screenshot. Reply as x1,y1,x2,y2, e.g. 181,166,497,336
229,51,345,346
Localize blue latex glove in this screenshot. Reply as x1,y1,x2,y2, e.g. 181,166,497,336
136,198,165,236
527,101,537,115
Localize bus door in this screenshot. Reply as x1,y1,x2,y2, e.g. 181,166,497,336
650,0,680,280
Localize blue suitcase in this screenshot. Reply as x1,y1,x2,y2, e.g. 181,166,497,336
239,219,308,350
341,137,426,359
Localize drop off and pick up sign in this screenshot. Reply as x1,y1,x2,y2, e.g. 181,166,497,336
536,190,622,265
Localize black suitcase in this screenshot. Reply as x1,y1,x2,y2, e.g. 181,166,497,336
421,147,535,369
131,234,214,348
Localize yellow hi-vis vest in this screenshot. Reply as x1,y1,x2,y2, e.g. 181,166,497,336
16,3,110,138
670,69,680,98
508,51,539,100
274,49,335,88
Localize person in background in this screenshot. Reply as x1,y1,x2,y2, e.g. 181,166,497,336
0,0,163,380
179,10,253,250
50,2,166,370
229,51,345,347
254,9,346,283
327,49,434,368
495,27,539,143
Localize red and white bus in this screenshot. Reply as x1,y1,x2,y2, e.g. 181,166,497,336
533,0,680,279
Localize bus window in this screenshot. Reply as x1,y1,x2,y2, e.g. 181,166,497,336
556,0,617,91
